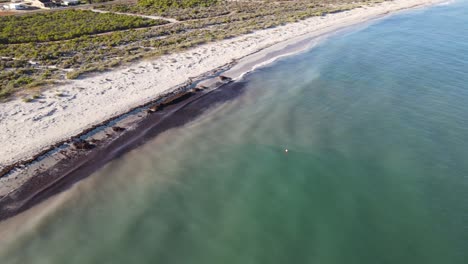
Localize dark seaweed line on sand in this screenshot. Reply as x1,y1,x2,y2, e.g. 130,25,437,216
0,35,295,179
0,69,249,222
0,29,340,222
0,35,301,221
0,62,235,179
0,0,432,178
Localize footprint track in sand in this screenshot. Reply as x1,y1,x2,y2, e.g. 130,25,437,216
32,109,57,122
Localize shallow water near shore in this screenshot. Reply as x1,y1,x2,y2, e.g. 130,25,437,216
1,1,468,263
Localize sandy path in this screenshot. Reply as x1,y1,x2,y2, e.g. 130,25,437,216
0,0,443,168
88,8,180,23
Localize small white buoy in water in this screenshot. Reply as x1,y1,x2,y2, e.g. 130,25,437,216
285,149,288,153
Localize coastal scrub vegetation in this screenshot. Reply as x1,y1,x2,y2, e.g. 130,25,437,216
0,10,167,44
0,0,385,100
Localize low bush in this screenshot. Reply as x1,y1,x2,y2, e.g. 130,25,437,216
0,10,167,44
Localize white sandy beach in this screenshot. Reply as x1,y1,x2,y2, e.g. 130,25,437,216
0,0,442,168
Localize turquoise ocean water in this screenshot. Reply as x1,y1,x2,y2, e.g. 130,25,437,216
1,1,467,263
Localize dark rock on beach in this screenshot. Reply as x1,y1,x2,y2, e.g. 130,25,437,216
89,139,101,144
72,140,95,150
112,126,125,132
218,75,232,82
193,87,205,92
159,91,195,109
147,105,160,113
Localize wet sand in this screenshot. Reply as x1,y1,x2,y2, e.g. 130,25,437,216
0,78,247,221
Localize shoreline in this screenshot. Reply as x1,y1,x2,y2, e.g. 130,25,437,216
0,0,444,220
0,79,248,221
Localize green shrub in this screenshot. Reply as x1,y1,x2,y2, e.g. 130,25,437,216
14,77,34,87
0,10,167,44
66,71,81,80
